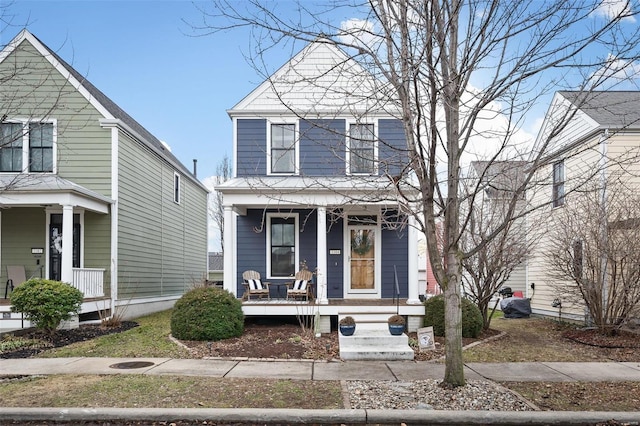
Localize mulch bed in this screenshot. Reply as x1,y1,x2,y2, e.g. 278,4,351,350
0,321,138,359
562,327,640,349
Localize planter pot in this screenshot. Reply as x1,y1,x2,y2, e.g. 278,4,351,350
339,324,356,336
388,324,405,335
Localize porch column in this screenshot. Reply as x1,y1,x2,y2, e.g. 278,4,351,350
61,204,74,284
316,207,328,304
407,215,421,304
223,205,236,295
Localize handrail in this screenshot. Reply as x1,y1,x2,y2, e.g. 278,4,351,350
393,265,400,315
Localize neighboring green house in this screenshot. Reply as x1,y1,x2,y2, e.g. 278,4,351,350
0,30,208,329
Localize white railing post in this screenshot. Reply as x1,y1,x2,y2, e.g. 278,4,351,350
72,268,105,298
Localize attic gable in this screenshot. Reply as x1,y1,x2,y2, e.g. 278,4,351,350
229,40,390,116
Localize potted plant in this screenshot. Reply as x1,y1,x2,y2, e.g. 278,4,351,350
339,316,356,336
388,314,406,335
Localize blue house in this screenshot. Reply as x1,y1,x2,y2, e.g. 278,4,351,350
217,40,424,332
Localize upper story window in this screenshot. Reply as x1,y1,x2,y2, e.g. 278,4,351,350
348,123,376,175
270,123,296,174
552,160,565,207
0,121,55,173
173,172,181,204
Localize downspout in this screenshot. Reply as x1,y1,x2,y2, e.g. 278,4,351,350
598,128,609,326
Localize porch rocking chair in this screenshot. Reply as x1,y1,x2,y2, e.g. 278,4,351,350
242,270,270,301
286,269,314,301
4,265,27,299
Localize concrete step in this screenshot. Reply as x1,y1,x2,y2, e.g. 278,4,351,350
339,329,414,361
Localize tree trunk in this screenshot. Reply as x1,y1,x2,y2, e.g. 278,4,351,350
443,251,464,387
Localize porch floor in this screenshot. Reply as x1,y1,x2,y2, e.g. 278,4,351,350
242,298,414,306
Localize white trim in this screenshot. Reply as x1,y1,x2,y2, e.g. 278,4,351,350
266,120,299,176
266,212,299,279
109,126,119,313
346,121,378,176
343,211,381,298
232,117,238,178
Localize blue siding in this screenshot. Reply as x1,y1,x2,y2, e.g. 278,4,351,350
235,208,318,297
300,119,345,176
237,119,267,177
378,119,407,177
381,215,409,298
326,213,344,298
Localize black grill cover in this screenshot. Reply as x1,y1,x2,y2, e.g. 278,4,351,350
500,297,531,318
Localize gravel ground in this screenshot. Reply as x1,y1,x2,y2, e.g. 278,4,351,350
347,379,535,411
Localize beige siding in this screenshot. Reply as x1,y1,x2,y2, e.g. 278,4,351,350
528,131,640,319
117,132,207,300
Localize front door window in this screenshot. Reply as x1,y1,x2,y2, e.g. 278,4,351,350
349,228,375,290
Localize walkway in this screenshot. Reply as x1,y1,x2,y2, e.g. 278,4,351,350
2,357,640,382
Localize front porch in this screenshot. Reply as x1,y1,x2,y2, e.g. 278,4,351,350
1,267,109,333
241,298,425,333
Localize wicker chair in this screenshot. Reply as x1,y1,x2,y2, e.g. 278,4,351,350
242,270,270,300
286,269,314,301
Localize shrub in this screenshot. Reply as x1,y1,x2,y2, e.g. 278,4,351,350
10,279,83,334
170,287,244,341
423,294,483,338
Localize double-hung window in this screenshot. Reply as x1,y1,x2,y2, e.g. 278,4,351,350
267,214,298,278
552,160,565,207
348,123,376,174
0,121,55,173
0,123,23,172
270,123,296,174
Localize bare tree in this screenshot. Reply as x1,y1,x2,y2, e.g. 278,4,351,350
197,0,640,387
210,154,231,252
546,181,640,333
461,162,534,330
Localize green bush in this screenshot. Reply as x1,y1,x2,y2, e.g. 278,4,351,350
10,279,83,334
170,287,244,341
423,294,483,338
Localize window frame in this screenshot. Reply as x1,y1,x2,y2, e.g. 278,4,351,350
347,122,377,175
552,160,565,208
267,121,298,175
173,172,181,204
0,119,57,174
266,212,299,279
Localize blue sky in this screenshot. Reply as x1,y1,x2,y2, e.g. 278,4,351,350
2,0,276,181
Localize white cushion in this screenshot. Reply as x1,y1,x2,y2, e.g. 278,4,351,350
292,279,307,291
248,279,263,290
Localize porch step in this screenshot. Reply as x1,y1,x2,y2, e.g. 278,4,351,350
339,329,414,361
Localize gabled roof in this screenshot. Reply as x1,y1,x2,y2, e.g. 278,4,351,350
558,91,640,129
0,30,207,190
228,38,395,117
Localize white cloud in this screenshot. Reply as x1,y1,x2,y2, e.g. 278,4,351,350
591,0,636,22
338,18,377,48
589,54,640,89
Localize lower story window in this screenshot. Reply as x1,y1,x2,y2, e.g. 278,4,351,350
268,214,297,277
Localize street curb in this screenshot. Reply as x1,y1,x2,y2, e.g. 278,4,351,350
0,407,639,425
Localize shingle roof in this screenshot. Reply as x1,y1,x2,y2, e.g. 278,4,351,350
559,91,640,128
208,252,223,271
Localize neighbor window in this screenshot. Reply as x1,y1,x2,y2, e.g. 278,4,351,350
173,172,181,204
270,124,296,174
0,121,55,173
348,123,376,174
268,214,297,277
552,160,565,207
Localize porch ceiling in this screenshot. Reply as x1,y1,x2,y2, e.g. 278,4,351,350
0,175,112,214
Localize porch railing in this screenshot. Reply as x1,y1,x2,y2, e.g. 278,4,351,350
72,268,105,298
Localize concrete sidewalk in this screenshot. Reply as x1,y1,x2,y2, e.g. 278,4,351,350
2,357,640,382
